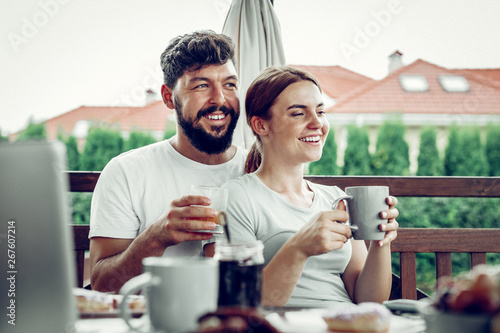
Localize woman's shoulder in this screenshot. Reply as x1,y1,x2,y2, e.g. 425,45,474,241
307,180,345,197
224,173,259,188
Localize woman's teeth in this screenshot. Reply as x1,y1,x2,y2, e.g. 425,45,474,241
299,136,320,142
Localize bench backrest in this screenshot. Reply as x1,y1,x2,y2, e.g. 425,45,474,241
70,172,500,299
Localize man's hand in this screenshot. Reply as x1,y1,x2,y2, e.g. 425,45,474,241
150,195,219,247
90,195,219,292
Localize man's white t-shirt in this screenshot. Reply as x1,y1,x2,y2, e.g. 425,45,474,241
222,173,353,307
89,138,247,256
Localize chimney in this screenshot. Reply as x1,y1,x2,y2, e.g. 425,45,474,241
388,50,404,74
145,89,157,105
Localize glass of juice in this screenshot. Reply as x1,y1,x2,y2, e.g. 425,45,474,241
191,185,228,234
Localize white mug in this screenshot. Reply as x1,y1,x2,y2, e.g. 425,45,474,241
120,257,219,333
332,186,390,240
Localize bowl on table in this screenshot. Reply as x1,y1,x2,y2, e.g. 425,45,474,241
421,264,500,333
420,303,492,333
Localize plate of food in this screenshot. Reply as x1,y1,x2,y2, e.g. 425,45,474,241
74,288,145,319
420,265,500,333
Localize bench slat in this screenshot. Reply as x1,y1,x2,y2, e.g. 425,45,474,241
305,176,500,197
400,252,417,300
470,252,487,267
435,252,452,281
391,228,500,253
68,173,500,298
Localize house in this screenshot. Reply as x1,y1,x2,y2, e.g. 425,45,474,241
33,67,370,150
40,90,174,149
323,51,500,173
289,65,374,107
17,53,500,174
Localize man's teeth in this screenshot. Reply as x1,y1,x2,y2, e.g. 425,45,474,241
206,114,225,120
299,136,320,142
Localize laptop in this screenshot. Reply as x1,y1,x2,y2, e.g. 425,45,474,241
0,141,77,333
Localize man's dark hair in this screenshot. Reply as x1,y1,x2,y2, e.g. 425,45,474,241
160,30,236,88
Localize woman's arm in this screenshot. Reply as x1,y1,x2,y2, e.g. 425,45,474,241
261,239,309,306
262,208,351,306
342,196,399,303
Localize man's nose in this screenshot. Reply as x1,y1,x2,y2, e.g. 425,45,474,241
209,85,226,105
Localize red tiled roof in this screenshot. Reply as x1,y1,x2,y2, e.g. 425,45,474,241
113,101,172,132
456,68,500,88
45,101,173,140
327,59,500,115
289,65,374,99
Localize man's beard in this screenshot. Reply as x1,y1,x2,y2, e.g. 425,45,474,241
175,97,239,155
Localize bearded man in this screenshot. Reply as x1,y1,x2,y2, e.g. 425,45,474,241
89,31,247,292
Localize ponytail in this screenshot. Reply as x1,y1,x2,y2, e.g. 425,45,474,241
244,141,262,173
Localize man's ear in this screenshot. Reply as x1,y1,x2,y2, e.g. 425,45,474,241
161,84,175,109
251,116,269,136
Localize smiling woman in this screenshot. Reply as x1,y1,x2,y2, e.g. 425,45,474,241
204,65,399,308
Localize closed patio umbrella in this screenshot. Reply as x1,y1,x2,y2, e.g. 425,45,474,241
222,0,286,149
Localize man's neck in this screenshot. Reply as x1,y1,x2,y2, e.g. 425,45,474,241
168,135,236,165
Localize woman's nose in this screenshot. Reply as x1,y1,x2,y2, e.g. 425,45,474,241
308,113,324,129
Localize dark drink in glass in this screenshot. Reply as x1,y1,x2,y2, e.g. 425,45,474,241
214,241,264,307
218,260,263,307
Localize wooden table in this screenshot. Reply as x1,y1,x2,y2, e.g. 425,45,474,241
75,306,427,333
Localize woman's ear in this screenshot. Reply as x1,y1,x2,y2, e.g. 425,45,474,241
161,84,175,109
251,116,269,136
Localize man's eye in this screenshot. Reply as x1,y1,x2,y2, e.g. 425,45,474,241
194,84,208,89
225,82,238,89
292,112,305,117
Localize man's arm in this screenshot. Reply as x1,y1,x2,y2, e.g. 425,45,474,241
90,237,137,292
90,195,219,292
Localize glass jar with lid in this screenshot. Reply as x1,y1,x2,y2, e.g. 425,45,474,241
214,241,264,307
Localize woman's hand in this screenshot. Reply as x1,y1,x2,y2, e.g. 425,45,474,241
289,201,352,258
377,196,399,247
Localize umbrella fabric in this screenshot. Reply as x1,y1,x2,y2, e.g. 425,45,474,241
222,0,286,149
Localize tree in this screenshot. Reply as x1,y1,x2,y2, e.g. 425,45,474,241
457,127,488,176
444,125,460,176
486,124,500,176
371,117,409,175
343,125,371,175
417,127,441,176
308,128,338,175
445,126,488,176
0,129,8,142
163,122,177,140
64,135,80,171
16,119,46,141
80,127,123,171
124,131,157,151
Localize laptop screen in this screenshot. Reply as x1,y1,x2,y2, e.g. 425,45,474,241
0,141,77,332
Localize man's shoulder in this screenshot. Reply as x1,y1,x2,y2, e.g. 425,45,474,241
113,140,172,165
231,145,249,163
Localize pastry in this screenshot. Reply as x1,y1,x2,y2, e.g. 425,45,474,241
323,302,391,332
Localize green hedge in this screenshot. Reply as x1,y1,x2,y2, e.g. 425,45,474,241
15,119,500,294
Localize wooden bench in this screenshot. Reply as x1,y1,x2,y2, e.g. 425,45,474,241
70,172,500,299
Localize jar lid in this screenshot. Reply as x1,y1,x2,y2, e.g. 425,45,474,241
214,241,264,264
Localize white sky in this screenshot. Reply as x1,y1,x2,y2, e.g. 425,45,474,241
1,0,500,135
